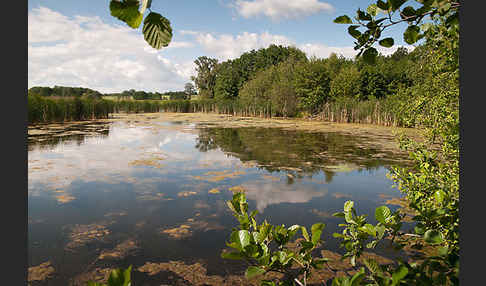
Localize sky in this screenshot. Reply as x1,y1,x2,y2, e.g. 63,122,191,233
28,0,415,93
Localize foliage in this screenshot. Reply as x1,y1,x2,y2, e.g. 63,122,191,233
222,192,329,286
28,86,101,98
333,0,460,64
28,94,114,123
87,265,132,286
294,58,331,113
191,56,219,98
109,0,172,49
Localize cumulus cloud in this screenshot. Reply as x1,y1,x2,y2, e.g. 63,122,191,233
299,43,415,59
185,30,414,62
235,0,334,20
28,7,194,93
191,31,294,60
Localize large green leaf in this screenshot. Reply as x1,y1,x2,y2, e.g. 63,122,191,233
237,230,251,249
221,251,244,260
362,47,378,65
143,12,173,49
390,0,407,11
379,37,394,48
110,0,143,29
391,265,408,285
334,15,353,24
375,206,391,224
348,25,361,39
107,265,132,286
344,201,354,212
367,4,378,17
403,25,421,44
245,266,266,279
311,223,325,245
424,229,444,244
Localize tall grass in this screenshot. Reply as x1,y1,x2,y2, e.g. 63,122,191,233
318,97,411,127
157,97,412,127
28,95,114,124
28,94,414,128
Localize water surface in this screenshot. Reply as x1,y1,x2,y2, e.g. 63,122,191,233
28,117,409,285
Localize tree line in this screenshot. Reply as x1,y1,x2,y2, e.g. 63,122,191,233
28,84,197,101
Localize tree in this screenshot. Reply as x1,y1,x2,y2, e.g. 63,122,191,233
294,58,331,113
184,82,196,99
191,56,219,99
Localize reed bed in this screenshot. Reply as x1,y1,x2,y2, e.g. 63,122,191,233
28,95,114,124
29,95,413,128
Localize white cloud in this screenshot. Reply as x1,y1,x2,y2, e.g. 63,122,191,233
191,31,294,61
235,0,334,20
185,30,414,62
299,43,416,59
28,7,194,93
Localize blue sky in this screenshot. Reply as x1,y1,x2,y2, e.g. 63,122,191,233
28,0,414,93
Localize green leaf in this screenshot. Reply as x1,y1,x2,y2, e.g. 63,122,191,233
344,201,354,212
390,0,406,11
245,266,266,279
424,229,444,244
237,230,251,249
332,212,346,218
110,0,143,29
348,26,362,39
434,190,446,203
301,226,310,241
414,223,426,235
334,15,353,24
367,4,378,17
375,206,391,224
360,223,376,236
362,47,378,65
379,37,394,48
350,267,366,286
357,9,372,21
376,0,389,10
376,225,386,239
311,223,326,245
142,12,173,49
392,265,408,285
403,25,421,44
107,265,132,286
344,211,355,224
401,6,416,17
221,251,244,260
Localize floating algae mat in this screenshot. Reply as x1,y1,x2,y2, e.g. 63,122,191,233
28,113,413,285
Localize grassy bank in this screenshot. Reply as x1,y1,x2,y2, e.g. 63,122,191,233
29,95,414,127
157,97,413,127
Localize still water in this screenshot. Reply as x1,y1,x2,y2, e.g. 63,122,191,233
28,117,409,285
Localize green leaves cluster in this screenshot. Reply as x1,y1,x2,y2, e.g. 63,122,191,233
87,266,132,286
109,0,172,49
223,192,329,286
333,0,460,63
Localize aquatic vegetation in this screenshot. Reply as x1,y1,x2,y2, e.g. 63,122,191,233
64,221,113,251
28,261,55,283
98,240,139,260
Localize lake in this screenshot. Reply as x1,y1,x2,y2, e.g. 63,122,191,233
28,113,412,285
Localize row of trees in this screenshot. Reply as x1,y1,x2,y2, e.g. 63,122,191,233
28,84,198,101
28,86,103,98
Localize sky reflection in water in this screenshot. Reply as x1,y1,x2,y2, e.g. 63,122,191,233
28,119,406,285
